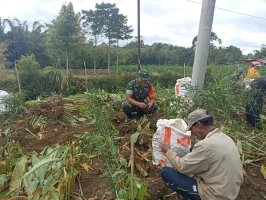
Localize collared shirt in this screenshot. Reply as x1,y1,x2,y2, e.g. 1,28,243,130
126,79,156,102
166,128,243,200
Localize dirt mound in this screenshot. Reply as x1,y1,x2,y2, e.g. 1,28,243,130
28,95,65,119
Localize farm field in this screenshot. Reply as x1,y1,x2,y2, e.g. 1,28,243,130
0,65,265,199
0,95,265,200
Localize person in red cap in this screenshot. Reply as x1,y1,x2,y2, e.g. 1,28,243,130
160,109,243,200
122,69,158,122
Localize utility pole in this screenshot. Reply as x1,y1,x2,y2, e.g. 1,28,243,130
137,0,141,71
191,0,216,90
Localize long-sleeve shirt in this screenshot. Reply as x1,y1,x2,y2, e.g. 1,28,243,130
166,128,243,200
246,67,260,79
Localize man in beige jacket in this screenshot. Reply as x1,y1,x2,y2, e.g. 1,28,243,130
160,109,243,200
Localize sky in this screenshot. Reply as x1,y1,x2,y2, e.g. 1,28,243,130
1,0,266,55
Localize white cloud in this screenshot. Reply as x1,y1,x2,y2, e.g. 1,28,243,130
1,0,266,54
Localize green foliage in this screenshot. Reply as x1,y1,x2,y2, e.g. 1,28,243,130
86,73,135,93
75,132,103,154
155,71,183,88
42,66,70,93
200,66,246,123
0,70,16,91
45,2,83,69
114,172,149,200
94,2,133,44
17,54,40,71
16,54,42,100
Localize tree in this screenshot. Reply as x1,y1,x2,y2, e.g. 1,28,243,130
94,2,133,73
46,2,84,74
28,21,50,68
4,18,30,64
124,36,145,49
192,31,222,49
17,54,42,100
0,17,6,43
81,9,103,73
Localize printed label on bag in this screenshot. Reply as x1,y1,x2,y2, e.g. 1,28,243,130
193,185,197,192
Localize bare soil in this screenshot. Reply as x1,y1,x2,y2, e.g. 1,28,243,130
0,96,265,200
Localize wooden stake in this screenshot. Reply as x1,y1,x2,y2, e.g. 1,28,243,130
14,62,21,94
130,139,134,200
184,63,186,78
84,61,87,85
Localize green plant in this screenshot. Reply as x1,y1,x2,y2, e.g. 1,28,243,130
0,143,81,199
112,171,149,200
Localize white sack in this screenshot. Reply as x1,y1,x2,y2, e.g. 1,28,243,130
0,90,9,113
175,77,191,97
152,118,191,167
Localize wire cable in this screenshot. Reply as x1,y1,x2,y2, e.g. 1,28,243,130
184,0,266,21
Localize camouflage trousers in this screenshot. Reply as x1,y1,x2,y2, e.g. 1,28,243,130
122,100,158,115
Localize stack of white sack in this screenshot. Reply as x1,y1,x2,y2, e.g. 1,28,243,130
152,118,191,168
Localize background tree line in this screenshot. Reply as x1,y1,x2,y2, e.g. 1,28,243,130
0,2,266,71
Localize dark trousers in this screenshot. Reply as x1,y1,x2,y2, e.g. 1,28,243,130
161,166,202,200
246,92,263,127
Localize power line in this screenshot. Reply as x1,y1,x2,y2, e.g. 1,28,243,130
184,0,266,21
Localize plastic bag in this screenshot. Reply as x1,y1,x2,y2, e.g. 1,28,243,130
152,118,191,167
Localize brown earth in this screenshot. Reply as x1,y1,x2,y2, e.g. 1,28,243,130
0,96,265,200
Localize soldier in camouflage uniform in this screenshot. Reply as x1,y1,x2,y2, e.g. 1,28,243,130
122,69,158,122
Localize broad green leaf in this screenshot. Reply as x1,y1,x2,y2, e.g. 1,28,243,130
9,156,27,196
0,176,6,187
259,114,266,120
119,157,127,168
28,181,39,196
118,188,125,198
111,170,125,179
138,185,149,199
23,158,61,180
77,117,86,122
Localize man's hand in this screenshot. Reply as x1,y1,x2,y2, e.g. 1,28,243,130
139,102,148,109
160,143,171,153
148,99,155,109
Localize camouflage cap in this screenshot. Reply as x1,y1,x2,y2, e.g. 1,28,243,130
139,69,149,80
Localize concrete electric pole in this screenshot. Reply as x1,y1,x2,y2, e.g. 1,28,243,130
137,0,141,71
191,0,216,90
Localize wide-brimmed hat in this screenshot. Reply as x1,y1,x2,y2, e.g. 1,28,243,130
139,69,149,80
185,109,210,132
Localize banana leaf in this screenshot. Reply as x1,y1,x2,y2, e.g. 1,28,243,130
9,156,27,196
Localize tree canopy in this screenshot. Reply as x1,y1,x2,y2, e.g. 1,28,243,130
0,2,264,70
